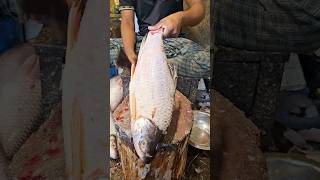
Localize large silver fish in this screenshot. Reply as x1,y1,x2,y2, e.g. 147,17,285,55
129,29,176,163
0,44,41,159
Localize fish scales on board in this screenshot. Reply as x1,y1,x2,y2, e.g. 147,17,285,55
129,29,176,163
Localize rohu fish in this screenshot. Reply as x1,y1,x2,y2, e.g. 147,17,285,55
129,29,176,163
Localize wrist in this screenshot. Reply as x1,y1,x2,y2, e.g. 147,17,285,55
126,51,137,63
126,50,136,58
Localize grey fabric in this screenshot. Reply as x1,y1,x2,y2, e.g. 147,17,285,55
110,36,210,79
214,0,320,52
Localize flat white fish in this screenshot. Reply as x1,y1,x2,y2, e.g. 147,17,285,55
109,75,123,159
0,44,41,159
129,29,176,163
110,75,124,112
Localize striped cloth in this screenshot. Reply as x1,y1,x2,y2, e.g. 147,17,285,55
214,0,320,52
110,36,210,79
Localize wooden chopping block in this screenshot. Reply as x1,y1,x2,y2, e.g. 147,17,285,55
113,91,193,180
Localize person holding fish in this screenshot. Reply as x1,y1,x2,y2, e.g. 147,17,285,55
118,0,210,79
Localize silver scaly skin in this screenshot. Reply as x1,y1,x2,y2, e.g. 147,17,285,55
129,30,176,163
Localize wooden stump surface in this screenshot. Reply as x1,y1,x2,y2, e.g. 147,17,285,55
112,91,193,179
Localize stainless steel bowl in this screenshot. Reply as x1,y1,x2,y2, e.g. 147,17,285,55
189,111,210,150
266,153,320,180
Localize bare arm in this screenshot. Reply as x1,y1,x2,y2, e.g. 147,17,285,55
181,0,205,26
120,10,137,64
149,0,205,37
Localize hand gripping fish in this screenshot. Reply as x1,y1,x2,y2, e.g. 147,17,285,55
129,29,177,163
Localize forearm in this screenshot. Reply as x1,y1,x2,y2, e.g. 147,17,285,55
121,18,136,58
180,0,205,26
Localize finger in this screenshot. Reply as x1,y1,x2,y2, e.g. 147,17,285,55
148,22,163,31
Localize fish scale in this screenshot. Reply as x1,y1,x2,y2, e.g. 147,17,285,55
129,30,176,163
0,45,41,159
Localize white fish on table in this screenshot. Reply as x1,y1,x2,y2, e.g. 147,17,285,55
129,29,176,163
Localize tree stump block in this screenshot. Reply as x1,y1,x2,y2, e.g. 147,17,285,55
113,91,193,180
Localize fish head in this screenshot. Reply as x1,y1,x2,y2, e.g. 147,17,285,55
110,135,119,159
131,117,162,164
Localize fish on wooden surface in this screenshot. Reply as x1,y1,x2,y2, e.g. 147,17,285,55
0,44,42,159
129,29,176,163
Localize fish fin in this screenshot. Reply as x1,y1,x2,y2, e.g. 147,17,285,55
173,63,178,90
131,95,136,120
156,143,178,152
167,58,178,90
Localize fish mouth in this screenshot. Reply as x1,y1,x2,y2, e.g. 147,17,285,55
131,117,162,164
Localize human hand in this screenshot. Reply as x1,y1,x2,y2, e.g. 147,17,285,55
148,12,183,38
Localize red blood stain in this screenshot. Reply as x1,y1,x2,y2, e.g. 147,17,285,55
26,155,41,166
45,148,60,157
115,116,124,122
19,170,33,180
49,135,58,143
